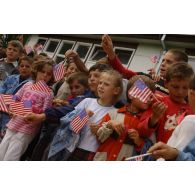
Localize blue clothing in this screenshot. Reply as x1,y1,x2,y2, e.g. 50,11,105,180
48,109,85,160
0,59,19,86
176,138,195,161
45,90,96,121
0,74,31,94
0,74,32,132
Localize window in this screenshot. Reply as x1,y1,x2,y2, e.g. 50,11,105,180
54,40,75,64
85,44,106,69
43,39,60,58
36,38,48,47
188,57,195,72
114,47,135,68
74,42,92,61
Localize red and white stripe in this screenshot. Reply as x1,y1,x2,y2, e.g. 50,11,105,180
53,62,65,82
1,94,14,105
0,95,9,113
129,86,153,103
31,81,51,94
71,115,89,134
10,102,32,116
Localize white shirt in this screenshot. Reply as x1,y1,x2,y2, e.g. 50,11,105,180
75,98,114,152
167,115,195,150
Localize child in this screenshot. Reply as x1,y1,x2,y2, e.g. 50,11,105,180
148,75,195,160
0,59,54,160
48,69,123,160
0,40,24,85
101,34,188,96
23,63,111,160
0,56,33,137
93,75,155,161
53,57,79,99
52,72,89,107
138,62,194,144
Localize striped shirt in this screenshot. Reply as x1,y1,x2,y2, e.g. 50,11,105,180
7,81,53,135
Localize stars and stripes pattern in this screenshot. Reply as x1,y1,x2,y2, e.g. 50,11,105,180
150,55,158,64
128,79,153,103
31,80,52,94
9,100,32,116
53,62,65,82
71,109,89,134
1,94,14,105
0,95,9,113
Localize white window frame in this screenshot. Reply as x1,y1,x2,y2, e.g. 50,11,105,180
188,55,195,72
53,40,76,63
73,42,93,62
85,44,107,69
114,46,135,68
42,38,61,58
36,37,48,48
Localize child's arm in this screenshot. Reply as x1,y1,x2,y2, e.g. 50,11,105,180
127,129,144,147
65,50,88,73
101,34,137,79
148,101,167,128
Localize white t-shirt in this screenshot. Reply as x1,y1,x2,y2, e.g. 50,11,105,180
167,115,195,150
75,98,114,152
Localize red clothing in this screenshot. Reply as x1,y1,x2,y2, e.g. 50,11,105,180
109,56,136,79
95,106,144,161
138,96,193,143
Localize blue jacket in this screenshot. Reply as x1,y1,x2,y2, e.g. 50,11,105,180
48,109,86,160
0,74,31,94
0,74,32,131
176,137,195,161
45,90,96,121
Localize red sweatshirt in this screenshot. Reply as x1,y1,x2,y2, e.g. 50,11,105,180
138,96,193,143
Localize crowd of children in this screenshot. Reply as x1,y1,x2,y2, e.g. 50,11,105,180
0,35,195,161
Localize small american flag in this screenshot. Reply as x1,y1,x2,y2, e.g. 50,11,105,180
150,55,158,64
128,79,153,103
53,62,65,82
0,95,9,113
125,153,151,161
9,100,32,116
31,81,52,94
71,109,89,134
24,45,33,55
1,94,14,105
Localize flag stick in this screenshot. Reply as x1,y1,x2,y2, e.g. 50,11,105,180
125,153,152,161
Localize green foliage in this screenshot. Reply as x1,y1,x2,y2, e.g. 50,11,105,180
0,34,31,48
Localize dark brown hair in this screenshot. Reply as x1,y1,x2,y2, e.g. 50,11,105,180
18,56,33,66
67,72,89,88
168,49,188,63
31,59,55,86
8,40,24,53
165,62,194,82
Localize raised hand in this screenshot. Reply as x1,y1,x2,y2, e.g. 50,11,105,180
101,34,115,60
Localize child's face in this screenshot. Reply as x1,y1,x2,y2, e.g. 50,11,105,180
66,63,78,77
18,60,32,78
97,73,120,102
88,69,101,93
166,77,190,103
36,64,53,84
131,97,152,111
160,52,178,79
6,44,21,62
69,80,86,97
